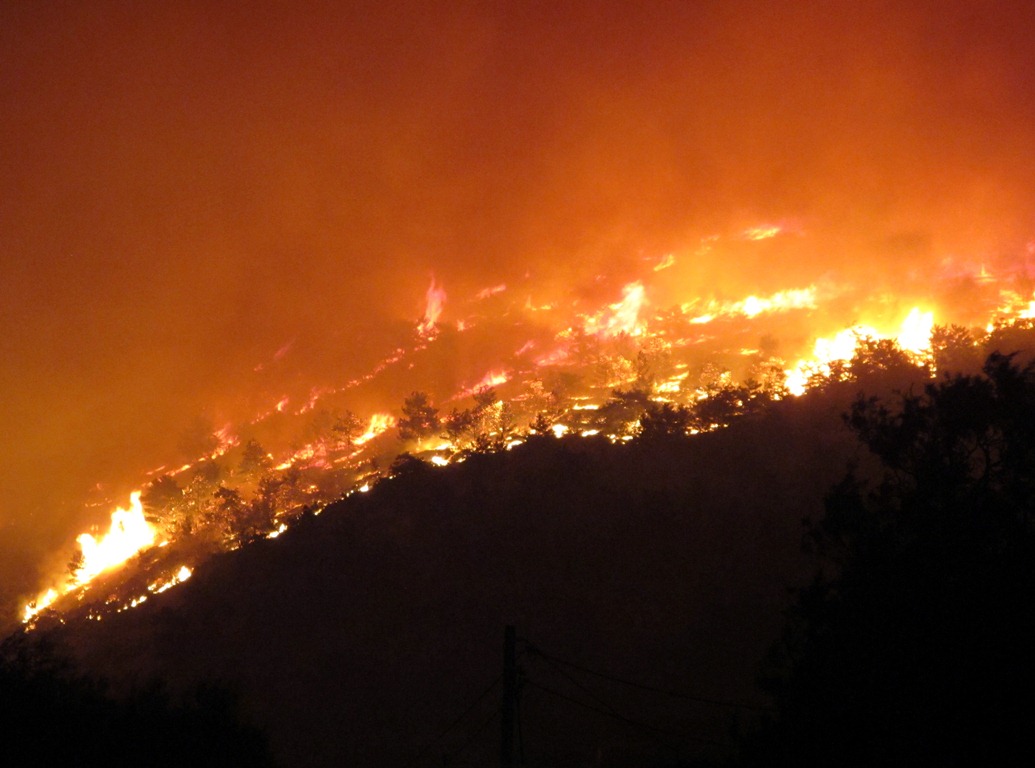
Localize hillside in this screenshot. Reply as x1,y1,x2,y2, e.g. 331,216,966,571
19,392,860,767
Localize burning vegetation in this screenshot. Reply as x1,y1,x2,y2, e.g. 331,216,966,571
17,228,1035,631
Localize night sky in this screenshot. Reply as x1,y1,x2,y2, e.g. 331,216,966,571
2,0,1034,616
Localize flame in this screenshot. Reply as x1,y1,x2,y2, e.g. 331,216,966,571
653,254,675,271
22,589,58,623
585,281,646,338
147,565,192,595
742,225,782,240
458,369,509,398
25,239,1035,629
685,286,817,323
784,307,935,396
895,307,934,355
73,492,157,586
355,413,396,445
211,423,239,458
23,492,160,624
476,284,507,299
418,277,447,337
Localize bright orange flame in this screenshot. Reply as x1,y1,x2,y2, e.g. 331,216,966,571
418,277,447,337
585,281,646,338
784,307,935,395
147,565,193,595
476,283,507,299
73,491,157,586
742,225,782,240
211,423,239,458
22,491,159,624
355,413,396,445
896,307,934,355
458,369,509,398
685,286,816,323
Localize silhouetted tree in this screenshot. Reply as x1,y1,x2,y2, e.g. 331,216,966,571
238,439,273,475
211,486,246,544
389,452,429,479
65,549,84,585
594,388,652,435
750,352,1035,766
527,412,555,437
691,385,746,430
849,336,919,382
332,409,363,450
142,475,184,518
635,402,692,442
398,391,440,442
931,323,981,374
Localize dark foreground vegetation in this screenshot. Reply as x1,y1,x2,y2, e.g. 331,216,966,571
4,349,1035,767
743,352,1035,766
0,635,273,767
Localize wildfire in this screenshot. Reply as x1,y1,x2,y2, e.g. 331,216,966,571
20,227,1035,632
146,565,192,596
458,369,509,398
23,491,159,624
585,281,647,338
355,413,396,445
418,277,447,337
784,307,935,396
685,286,817,323
72,492,157,586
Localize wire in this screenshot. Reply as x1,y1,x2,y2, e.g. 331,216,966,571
448,706,499,762
525,679,731,748
409,673,502,765
522,641,774,713
526,647,627,720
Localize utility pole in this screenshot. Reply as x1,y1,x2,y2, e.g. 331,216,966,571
501,625,517,768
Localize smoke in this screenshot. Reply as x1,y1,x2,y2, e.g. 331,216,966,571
2,0,1034,618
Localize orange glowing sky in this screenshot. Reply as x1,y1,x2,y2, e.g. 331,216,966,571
2,0,1034,617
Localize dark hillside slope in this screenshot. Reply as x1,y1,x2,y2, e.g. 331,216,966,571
38,397,858,767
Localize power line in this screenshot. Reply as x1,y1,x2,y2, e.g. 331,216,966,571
523,641,774,713
448,706,499,763
409,673,502,766
525,645,629,721
525,679,731,748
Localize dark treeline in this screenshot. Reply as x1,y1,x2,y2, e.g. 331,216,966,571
0,634,273,767
740,351,1035,767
